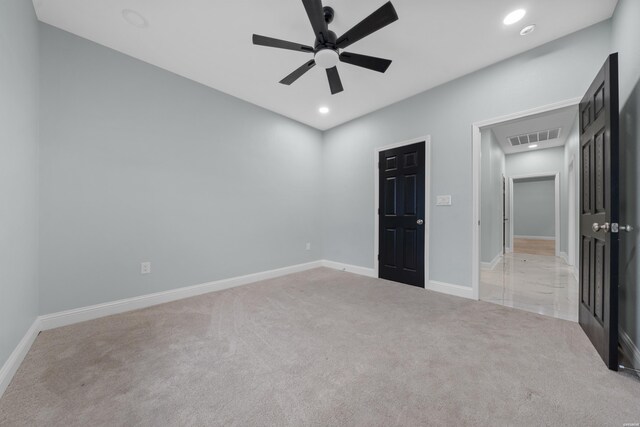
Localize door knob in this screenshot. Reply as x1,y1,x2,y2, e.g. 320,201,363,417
592,222,610,233
417,219,424,225
611,223,634,233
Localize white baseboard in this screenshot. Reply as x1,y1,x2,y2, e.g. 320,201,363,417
321,260,376,277
39,260,323,331
426,280,474,300
559,251,569,264
0,318,40,398
513,235,555,240
321,260,474,300
480,253,502,270
619,329,640,370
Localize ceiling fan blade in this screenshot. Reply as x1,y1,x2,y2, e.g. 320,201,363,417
339,52,392,73
280,60,317,85
302,0,330,43
253,34,314,53
336,2,398,50
326,66,344,95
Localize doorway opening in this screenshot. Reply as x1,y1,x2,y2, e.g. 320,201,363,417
509,173,559,257
473,101,581,321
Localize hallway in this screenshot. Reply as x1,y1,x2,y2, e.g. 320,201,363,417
480,253,578,322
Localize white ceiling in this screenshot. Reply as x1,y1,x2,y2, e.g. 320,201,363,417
32,0,617,130
490,105,578,154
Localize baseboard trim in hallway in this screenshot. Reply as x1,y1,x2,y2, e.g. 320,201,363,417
0,319,40,399
480,253,502,271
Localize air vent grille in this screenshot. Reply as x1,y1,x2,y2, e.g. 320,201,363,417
508,128,562,146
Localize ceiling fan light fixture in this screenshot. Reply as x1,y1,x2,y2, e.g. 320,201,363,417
503,9,526,25
315,49,339,69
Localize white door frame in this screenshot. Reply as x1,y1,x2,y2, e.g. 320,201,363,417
568,157,576,266
374,136,431,284
471,98,581,300
508,172,560,257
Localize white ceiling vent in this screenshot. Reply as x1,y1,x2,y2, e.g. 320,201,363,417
508,128,561,146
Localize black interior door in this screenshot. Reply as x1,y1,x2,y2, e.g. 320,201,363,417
579,53,620,370
379,142,425,287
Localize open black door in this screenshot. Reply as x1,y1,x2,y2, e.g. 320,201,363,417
379,142,425,287
579,53,620,370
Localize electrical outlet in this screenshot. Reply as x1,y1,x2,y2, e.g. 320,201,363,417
306,242,311,251
141,262,151,274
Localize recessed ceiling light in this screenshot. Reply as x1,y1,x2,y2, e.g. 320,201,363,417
520,24,536,36
528,144,538,149
503,9,526,26
122,9,148,28
319,106,330,115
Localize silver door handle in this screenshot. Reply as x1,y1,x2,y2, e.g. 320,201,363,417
612,223,634,233
417,219,424,225
592,222,610,233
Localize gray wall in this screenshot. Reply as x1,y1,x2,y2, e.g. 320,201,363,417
612,0,640,364
564,115,580,265
480,129,505,263
38,24,324,314
506,146,566,249
322,21,611,287
513,178,555,238
0,1,40,367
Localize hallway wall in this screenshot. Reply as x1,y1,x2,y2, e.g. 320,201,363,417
480,129,505,264
513,178,556,238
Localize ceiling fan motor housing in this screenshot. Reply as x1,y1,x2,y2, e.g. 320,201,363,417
314,30,337,50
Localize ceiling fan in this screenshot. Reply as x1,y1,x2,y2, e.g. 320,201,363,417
252,0,398,95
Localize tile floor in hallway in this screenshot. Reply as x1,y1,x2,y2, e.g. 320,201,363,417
480,252,578,322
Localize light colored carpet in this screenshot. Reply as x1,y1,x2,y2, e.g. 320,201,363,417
0,267,638,426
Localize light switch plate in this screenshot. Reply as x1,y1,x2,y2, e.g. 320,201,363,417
436,195,452,206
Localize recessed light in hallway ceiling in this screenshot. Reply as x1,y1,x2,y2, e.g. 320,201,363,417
503,9,526,25
122,9,148,29
520,24,537,36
